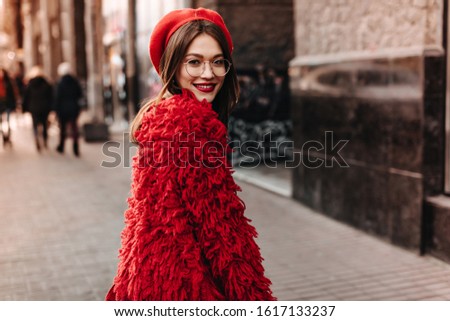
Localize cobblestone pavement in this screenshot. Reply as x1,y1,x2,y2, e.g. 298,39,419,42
1,114,450,300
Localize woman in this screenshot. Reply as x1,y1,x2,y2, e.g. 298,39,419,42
106,8,275,301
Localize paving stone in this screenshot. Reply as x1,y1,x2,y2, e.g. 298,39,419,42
1,115,450,301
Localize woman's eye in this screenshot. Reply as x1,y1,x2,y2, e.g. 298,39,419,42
212,59,225,66
187,59,201,66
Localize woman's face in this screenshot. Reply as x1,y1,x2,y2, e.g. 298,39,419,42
176,34,226,103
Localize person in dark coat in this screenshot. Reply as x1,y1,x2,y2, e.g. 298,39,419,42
54,62,83,156
22,66,53,152
0,68,17,147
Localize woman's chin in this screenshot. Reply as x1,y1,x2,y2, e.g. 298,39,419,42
192,91,216,103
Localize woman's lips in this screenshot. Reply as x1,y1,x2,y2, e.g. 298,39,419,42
194,84,216,93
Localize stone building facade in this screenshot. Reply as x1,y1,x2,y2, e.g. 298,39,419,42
0,0,20,68
290,0,449,261
193,0,295,70
294,0,442,56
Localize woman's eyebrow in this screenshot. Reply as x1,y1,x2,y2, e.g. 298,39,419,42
185,53,224,58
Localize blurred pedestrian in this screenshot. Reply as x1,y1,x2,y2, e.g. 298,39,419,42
0,68,17,147
13,62,25,108
22,66,53,152
106,8,275,301
54,62,83,157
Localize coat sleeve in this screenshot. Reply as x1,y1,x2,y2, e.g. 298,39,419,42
177,121,276,301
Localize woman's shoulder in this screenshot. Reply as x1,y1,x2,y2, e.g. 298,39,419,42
158,90,214,115
142,90,224,136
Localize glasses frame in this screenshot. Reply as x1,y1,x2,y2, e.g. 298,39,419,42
183,58,232,78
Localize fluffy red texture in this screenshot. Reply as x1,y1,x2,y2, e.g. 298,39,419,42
149,8,233,74
106,90,275,301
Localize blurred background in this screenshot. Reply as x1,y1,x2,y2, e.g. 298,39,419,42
2,0,450,300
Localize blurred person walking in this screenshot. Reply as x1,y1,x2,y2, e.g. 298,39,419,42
13,62,26,108
54,62,83,157
22,66,53,152
0,68,17,147
106,8,275,301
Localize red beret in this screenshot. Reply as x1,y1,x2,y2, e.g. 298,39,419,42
149,8,233,74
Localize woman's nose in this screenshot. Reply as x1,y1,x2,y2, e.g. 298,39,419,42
201,61,214,78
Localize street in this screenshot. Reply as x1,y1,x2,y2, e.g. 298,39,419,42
1,113,450,300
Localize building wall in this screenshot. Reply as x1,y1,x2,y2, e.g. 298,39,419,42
0,0,17,68
194,0,295,70
294,0,442,58
224,0,294,70
37,0,62,81
59,0,76,72
290,0,446,252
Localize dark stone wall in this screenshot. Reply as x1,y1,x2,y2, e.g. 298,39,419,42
193,0,295,70
423,53,446,196
74,0,87,80
421,53,449,262
424,196,450,263
290,56,426,250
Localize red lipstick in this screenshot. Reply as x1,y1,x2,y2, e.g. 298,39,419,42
194,83,216,93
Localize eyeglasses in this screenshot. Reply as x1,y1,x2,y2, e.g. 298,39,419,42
183,58,232,77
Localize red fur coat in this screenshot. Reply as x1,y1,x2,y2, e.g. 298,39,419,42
106,90,275,301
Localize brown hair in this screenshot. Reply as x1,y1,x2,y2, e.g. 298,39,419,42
130,20,239,143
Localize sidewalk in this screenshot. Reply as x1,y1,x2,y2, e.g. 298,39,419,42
1,114,450,300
